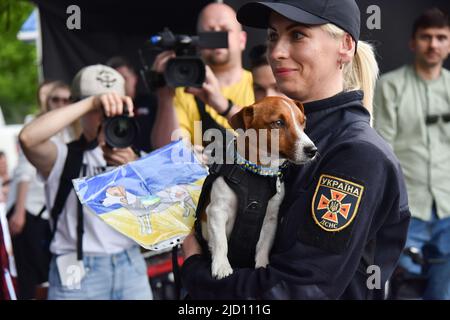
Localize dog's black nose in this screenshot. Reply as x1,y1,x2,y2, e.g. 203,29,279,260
304,145,318,158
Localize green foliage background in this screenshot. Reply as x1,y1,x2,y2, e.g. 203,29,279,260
0,0,37,124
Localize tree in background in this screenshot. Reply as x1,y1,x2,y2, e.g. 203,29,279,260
0,0,38,124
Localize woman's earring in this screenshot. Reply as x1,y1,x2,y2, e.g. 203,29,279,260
339,59,344,70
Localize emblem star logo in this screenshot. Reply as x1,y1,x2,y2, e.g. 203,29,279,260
317,190,352,224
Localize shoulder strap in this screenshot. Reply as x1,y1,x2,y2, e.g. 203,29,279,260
36,205,46,218
50,138,86,260
50,140,84,230
195,97,228,147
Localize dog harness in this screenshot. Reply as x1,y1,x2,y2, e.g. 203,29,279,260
195,142,288,268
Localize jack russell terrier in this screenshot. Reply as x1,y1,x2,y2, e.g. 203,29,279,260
195,96,317,279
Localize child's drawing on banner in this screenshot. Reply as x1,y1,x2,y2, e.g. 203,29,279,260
73,140,207,251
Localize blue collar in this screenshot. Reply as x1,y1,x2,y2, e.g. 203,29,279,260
235,151,288,178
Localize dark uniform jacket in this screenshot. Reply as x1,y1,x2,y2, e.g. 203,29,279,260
181,90,411,299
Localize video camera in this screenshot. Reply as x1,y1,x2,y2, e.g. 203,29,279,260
103,103,139,149
142,28,228,88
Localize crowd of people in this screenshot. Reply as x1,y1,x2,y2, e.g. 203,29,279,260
0,0,449,300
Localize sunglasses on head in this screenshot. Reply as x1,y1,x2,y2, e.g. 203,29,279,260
50,96,70,105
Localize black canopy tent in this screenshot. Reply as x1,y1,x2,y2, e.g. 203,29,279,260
32,0,449,86
32,0,212,86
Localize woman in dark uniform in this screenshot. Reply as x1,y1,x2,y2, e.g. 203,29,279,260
181,0,411,299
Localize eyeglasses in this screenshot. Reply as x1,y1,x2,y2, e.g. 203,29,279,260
425,113,450,125
49,96,70,105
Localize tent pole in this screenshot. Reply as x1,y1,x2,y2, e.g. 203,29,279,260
36,7,44,82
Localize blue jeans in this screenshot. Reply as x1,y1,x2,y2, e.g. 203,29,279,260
48,246,153,300
399,208,450,300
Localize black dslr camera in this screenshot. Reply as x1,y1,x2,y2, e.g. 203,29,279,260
144,28,228,88
103,104,139,148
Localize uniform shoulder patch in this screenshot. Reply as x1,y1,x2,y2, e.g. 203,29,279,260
312,174,364,232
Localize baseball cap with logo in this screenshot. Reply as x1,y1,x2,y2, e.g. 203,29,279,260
71,64,125,100
237,0,361,43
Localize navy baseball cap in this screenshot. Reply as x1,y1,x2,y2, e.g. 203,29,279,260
237,0,361,43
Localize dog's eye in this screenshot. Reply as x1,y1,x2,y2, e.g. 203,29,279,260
271,119,285,128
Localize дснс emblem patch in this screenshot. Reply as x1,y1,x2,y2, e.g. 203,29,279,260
312,174,364,232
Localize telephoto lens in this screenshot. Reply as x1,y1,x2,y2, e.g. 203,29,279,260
103,104,139,148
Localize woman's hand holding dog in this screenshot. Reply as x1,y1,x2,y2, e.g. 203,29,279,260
182,231,202,259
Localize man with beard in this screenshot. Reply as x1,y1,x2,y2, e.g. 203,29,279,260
150,2,254,148
374,7,450,299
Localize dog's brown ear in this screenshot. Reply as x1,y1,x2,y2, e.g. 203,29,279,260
293,100,305,114
230,106,254,130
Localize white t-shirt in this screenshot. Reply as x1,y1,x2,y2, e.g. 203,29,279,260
7,116,78,219
6,146,48,218
45,139,135,255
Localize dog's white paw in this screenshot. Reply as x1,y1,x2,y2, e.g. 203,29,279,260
212,259,233,279
255,254,269,268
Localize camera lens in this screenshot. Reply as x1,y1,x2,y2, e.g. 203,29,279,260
165,57,205,88
104,116,139,148
175,63,198,83
113,119,130,138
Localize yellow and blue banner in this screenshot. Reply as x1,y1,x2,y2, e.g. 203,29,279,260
73,140,207,251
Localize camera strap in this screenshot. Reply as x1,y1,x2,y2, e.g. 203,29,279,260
50,135,98,261
195,97,228,146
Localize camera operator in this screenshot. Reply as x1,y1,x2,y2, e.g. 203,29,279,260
19,65,152,300
150,2,254,148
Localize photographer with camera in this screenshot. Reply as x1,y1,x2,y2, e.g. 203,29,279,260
107,56,157,153
150,2,254,148
19,65,153,300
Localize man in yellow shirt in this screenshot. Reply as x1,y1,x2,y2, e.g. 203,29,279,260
151,2,254,148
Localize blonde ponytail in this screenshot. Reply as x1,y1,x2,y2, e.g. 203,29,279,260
322,24,379,114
